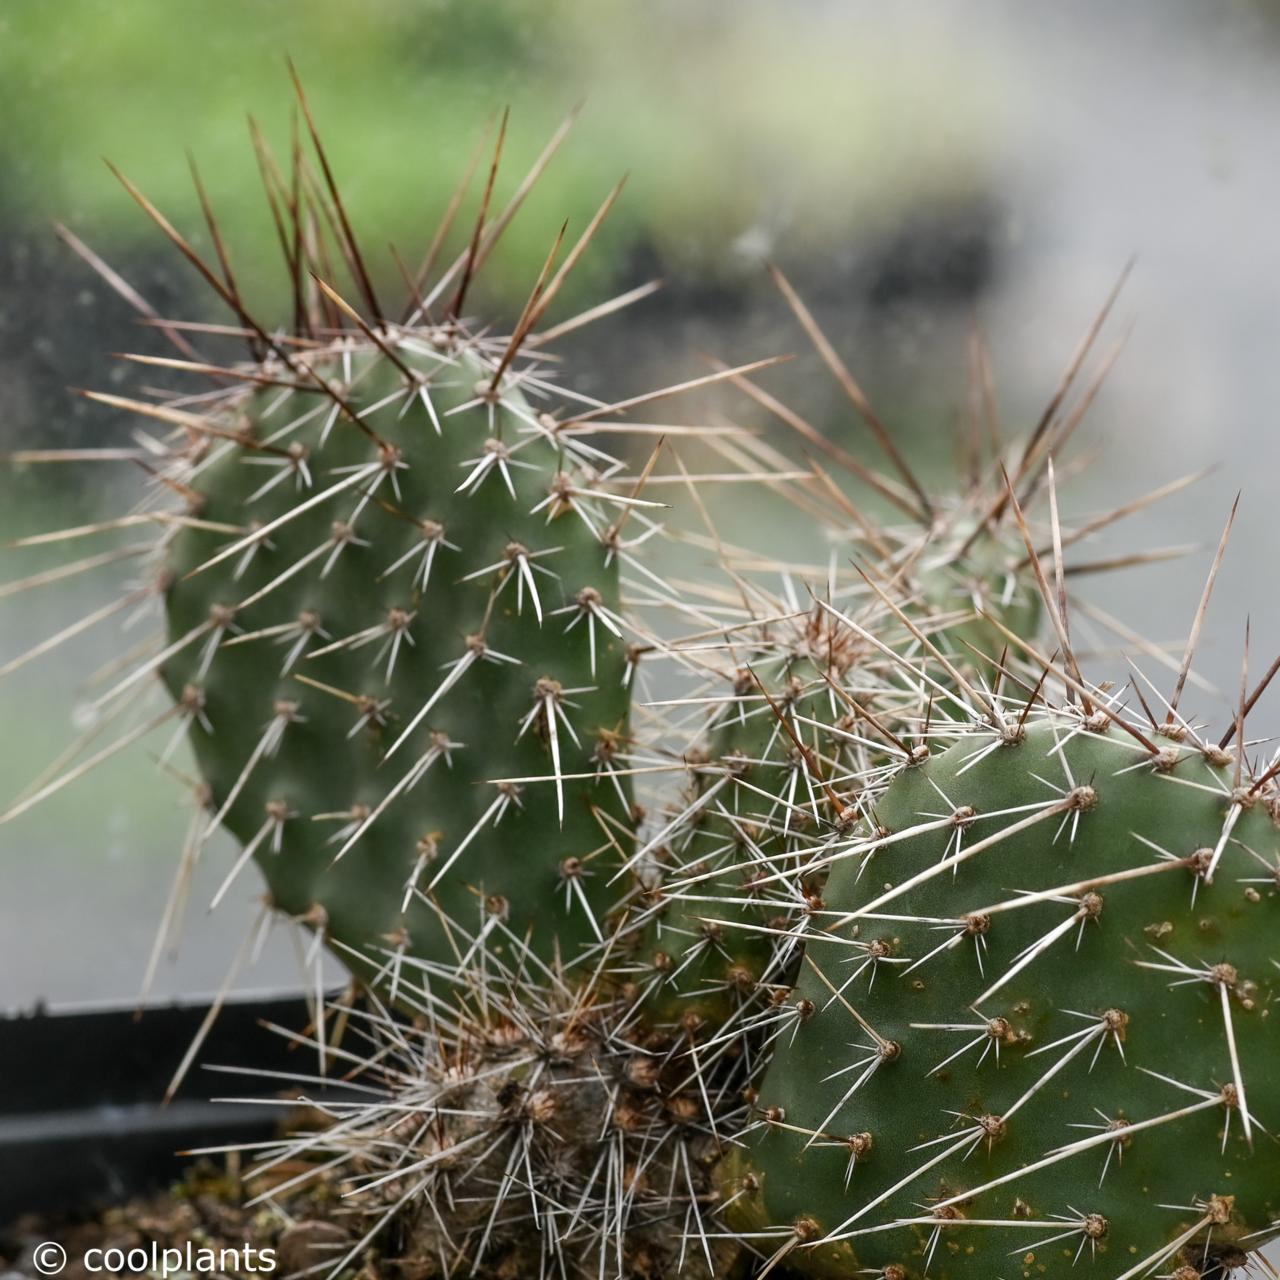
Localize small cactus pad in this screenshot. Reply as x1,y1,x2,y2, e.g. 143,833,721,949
634,548,1043,1034
726,713,1280,1277
160,340,634,994
275,964,738,1280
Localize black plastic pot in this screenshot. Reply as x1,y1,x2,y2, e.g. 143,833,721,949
0,990,323,1220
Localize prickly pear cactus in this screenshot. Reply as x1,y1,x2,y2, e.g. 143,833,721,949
9,80,1272,1280
632,518,1044,1036
724,711,1280,1278
159,339,634,993
630,610,861,1032
0,93,790,1280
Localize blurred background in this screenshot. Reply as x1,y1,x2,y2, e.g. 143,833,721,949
4,0,1280,1011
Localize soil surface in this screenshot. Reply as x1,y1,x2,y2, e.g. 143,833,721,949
0,1163,356,1280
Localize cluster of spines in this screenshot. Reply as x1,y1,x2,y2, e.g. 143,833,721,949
185,926,751,1280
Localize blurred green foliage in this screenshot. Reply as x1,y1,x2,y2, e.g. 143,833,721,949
0,0,998,319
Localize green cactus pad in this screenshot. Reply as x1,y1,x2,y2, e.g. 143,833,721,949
726,713,1280,1278
635,542,1043,1036
159,339,635,995
631,659,823,1031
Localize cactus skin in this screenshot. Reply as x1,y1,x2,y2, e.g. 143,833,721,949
160,340,634,994
634,532,1044,1035
724,713,1280,1277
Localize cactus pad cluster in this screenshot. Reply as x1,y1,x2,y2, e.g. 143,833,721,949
4,82,1278,1280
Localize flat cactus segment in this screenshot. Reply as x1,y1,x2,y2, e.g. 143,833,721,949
727,714,1280,1278
634,548,1044,1034
160,339,634,992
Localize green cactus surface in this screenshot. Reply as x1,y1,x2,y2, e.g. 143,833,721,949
634,520,1045,1036
725,712,1280,1278
159,339,635,995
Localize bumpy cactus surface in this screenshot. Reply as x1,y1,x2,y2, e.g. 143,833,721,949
723,711,1280,1277
160,337,634,993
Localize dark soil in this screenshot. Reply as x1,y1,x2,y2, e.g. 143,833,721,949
0,1162,355,1280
